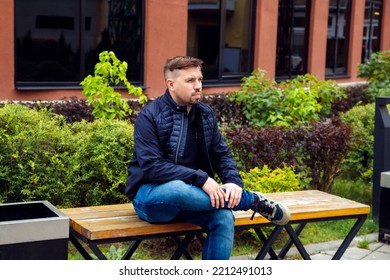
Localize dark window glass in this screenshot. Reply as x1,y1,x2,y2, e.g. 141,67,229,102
276,0,311,80
326,0,352,77
15,0,144,89
187,0,255,84
362,0,383,62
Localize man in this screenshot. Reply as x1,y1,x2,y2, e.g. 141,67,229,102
125,56,290,259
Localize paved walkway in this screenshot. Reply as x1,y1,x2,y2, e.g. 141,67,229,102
233,232,390,260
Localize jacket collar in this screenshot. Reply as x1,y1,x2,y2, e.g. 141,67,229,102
162,89,190,113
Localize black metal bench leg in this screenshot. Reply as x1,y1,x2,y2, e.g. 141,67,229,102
284,224,311,260
332,215,367,260
253,227,280,259
69,233,93,260
89,243,108,260
195,232,206,246
122,240,142,260
278,223,307,259
255,226,284,260
171,234,195,260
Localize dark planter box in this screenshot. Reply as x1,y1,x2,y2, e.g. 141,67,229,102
0,201,69,260
380,172,390,244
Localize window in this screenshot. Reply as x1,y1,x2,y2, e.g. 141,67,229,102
15,0,144,89
362,0,383,63
187,0,256,84
276,0,311,80
325,0,352,77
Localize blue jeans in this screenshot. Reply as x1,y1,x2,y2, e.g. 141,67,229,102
132,180,254,260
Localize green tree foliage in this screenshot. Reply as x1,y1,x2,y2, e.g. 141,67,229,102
80,51,147,120
358,50,390,102
228,69,346,127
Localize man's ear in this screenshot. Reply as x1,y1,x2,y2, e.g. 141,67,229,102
166,79,174,91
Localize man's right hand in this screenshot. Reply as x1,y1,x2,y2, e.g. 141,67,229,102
201,177,226,208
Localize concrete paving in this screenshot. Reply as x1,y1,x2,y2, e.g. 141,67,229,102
232,232,390,260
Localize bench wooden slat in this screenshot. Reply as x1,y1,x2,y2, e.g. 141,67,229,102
62,208,136,220
61,204,136,218
60,190,370,241
71,219,201,240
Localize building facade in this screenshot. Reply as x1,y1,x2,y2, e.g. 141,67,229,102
0,0,389,101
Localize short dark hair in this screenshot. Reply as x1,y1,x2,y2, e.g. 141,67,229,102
163,56,203,79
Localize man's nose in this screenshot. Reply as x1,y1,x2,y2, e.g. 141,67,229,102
194,80,202,89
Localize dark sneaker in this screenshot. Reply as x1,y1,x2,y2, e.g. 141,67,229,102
250,192,290,225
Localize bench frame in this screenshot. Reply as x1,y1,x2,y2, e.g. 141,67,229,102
61,190,370,260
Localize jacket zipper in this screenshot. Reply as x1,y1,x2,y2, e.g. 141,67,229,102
175,113,185,164
199,113,215,177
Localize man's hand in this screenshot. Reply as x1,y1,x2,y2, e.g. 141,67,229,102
221,183,242,208
201,177,226,208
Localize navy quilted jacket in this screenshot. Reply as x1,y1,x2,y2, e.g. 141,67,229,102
125,90,243,200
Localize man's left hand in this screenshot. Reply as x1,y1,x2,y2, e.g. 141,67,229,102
221,183,243,208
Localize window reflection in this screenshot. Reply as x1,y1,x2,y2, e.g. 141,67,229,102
362,0,383,62
326,0,351,77
276,0,311,80
222,0,251,75
15,0,143,87
187,0,254,83
188,0,220,79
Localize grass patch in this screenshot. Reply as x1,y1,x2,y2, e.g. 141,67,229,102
331,175,373,206
357,237,370,249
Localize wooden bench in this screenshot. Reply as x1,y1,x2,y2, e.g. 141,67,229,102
60,190,370,260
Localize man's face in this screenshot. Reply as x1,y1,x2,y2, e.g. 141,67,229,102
167,66,203,108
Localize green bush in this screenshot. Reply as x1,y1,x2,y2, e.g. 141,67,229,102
0,104,134,207
340,103,375,182
223,125,301,172
68,119,134,206
0,97,355,208
241,165,302,193
358,50,390,102
299,118,353,193
225,118,353,193
283,74,347,117
228,69,346,127
0,104,73,204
